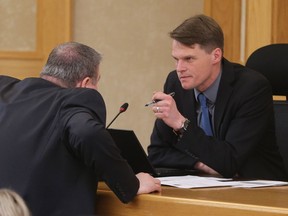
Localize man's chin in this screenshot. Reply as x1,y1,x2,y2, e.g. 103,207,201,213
181,82,193,90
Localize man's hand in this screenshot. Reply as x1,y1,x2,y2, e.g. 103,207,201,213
151,91,185,131
136,172,161,194
194,162,221,176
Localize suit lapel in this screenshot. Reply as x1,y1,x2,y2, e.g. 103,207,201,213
214,59,235,135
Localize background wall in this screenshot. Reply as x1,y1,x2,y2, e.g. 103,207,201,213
73,0,204,151
0,0,36,51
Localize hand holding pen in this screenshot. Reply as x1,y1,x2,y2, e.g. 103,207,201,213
145,92,185,131
145,92,175,107
145,91,186,131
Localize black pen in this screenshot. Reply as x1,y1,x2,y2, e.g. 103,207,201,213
145,92,175,107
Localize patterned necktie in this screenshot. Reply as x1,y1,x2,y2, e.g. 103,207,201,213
198,93,213,136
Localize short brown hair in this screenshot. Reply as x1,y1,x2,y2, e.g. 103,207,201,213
170,14,224,53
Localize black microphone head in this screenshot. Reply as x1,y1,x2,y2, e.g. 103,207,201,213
119,103,129,113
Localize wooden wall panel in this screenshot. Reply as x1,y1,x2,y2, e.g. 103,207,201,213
204,0,242,63
245,0,273,60
245,0,288,60
272,0,288,43
205,0,288,63
38,0,73,61
205,0,288,99
0,0,72,79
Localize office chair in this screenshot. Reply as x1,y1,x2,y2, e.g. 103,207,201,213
246,44,288,172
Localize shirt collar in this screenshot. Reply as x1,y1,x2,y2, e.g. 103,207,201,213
195,69,222,103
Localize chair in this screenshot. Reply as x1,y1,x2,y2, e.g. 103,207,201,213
246,44,288,173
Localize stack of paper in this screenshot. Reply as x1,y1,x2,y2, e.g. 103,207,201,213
156,175,288,189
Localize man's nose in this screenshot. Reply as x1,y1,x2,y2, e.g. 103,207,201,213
176,60,186,72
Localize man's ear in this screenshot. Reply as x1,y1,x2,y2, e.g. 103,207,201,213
212,48,222,63
76,77,91,88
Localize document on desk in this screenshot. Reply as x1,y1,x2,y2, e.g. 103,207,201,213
231,180,288,188
156,176,235,188
156,175,288,189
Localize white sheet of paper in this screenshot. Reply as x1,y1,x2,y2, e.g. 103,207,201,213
156,175,236,188
156,175,288,189
231,180,288,188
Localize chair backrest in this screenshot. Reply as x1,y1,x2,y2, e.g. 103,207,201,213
246,43,288,97
246,43,288,172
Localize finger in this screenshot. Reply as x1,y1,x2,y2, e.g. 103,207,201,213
155,179,161,184
155,184,162,192
154,106,161,113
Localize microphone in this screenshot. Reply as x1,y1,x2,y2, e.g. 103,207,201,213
106,103,129,129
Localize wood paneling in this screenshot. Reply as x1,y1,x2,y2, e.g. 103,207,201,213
204,0,242,63
205,0,288,63
0,0,72,79
272,0,288,43
245,0,273,60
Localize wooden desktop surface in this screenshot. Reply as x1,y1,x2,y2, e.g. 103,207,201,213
95,182,288,216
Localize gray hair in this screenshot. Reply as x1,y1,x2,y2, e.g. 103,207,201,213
40,42,102,87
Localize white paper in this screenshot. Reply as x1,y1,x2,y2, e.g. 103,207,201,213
231,180,288,188
156,175,236,188
156,175,288,189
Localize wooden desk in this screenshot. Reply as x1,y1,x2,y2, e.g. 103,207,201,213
95,182,288,216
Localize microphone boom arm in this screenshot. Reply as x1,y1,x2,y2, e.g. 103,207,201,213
106,103,129,129
106,112,121,129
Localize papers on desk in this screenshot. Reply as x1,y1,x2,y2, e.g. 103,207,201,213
231,180,288,188
156,175,288,189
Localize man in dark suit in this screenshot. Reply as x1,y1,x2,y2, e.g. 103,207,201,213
0,42,161,216
147,14,287,180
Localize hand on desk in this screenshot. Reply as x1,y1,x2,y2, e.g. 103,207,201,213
136,172,161,194
194,162,221,176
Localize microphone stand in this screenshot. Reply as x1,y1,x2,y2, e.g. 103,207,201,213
106,112,121,129
106,103,129,129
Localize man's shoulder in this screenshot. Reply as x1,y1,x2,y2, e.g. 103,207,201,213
60,88,106,117
165,70,180,85
0,75,18,79
167,70,178,79
63,88,104,104
221,59,271,99
223,58,268,82
0,75,20,84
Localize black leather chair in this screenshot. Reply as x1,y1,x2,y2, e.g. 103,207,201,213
246,44,288,172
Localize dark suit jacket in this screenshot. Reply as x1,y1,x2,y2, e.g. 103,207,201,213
0,76,139,216
148,58,287,180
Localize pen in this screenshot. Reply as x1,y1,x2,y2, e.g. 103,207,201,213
145,92,175,107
